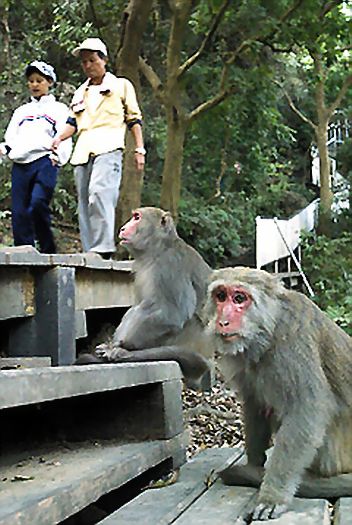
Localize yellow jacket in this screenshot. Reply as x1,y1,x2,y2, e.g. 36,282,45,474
69,72,142,165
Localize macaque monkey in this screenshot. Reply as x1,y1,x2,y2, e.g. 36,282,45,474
204,266,352,522
76,207,213,388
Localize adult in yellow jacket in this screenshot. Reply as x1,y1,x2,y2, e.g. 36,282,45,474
52,38,145,259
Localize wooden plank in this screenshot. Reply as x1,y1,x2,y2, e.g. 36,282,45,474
75,267,135,310
0,362,183,409
100,448,245,524
0,245,50,265
173,484,256,525
75,310,88,339
103,447,331,525
8,267,76,365
266,498,330,525
174,485,330,525
0,435,185,525
49,253,87,266
335,497,352,525
0,357,51,370
0,267,35,320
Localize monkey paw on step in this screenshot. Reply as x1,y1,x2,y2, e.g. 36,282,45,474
235,500,288,523
95,342,130,362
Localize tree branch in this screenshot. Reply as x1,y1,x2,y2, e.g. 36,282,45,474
138,56,165,104
189,85,237,121
275,81,317,131
178,0,231,78
220,0,305,75
320,0,344,18
257,39,294,53
88,0,105,41
327,74,352,118
261,0,305,43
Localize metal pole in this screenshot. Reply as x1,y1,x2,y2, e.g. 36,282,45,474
273,217,315,297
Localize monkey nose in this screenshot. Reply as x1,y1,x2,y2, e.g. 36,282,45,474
219,320,229,327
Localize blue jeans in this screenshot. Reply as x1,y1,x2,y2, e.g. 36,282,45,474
11,156,58,253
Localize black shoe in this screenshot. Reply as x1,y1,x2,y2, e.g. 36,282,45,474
99,252,113,260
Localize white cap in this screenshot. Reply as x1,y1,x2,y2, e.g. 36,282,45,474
72,37,108,57
25,61,57,82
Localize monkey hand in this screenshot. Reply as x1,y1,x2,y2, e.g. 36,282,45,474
95,342,130,362
251,501,288,520
235,502,287,523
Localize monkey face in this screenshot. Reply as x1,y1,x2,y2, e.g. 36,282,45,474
204,268,283,361
119,210,142,245
212,285,252,341
118,207,177,254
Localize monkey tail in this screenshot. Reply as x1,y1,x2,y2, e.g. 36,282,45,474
219,464,263,488
298,473,352,498
219,464,352,499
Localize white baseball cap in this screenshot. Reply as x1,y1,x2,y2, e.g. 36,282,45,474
25,61,57,82
72,37,108,57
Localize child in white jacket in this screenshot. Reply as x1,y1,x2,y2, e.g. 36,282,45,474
0,61,72,253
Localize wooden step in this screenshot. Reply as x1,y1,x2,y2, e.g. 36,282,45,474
99,447,243,524
0,255,134,365
335,498,352,525
0,362,182,409
0,435,185,525
100,447,333,524
0,363,186,524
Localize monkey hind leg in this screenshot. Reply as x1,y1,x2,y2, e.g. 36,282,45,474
219,463,264,488
311,413,352,477
300,413,352,498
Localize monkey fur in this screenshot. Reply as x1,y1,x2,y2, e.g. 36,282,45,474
204,266,352,521
76,207,213,389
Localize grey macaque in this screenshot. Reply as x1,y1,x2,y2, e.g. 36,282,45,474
204,266,352,522
76,207,213,388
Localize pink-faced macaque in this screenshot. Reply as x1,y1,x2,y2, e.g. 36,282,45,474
203,266,352,521
76,207,214,389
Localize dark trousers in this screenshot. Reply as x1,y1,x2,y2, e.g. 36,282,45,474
11,156,58,253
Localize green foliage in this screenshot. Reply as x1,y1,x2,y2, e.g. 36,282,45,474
0,0,350,272
177,195,243,268
302,231,352,335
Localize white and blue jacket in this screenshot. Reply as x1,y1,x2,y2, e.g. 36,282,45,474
3,94,72,166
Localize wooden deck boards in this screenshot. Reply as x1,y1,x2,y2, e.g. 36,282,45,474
101,448,342,525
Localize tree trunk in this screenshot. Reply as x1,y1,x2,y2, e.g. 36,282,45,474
0,1,11,77
316,124,333,235
160,109,188,219
313,53,333,236
159,0,192,219
114,0,153,230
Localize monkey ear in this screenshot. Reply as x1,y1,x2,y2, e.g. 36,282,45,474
201,277,223,324
160,212,175,233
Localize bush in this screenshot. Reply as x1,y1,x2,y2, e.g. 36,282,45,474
302,231,352,335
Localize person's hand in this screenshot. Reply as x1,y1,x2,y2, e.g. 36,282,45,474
135,151,145,171
49,151,59,166
51,137,61,151
0,143,7,156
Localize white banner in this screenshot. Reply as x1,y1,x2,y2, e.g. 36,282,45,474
256,199,319,269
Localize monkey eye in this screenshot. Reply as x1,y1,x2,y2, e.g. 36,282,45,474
133,212,141,221
232,292,247,304
215,289,227,302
